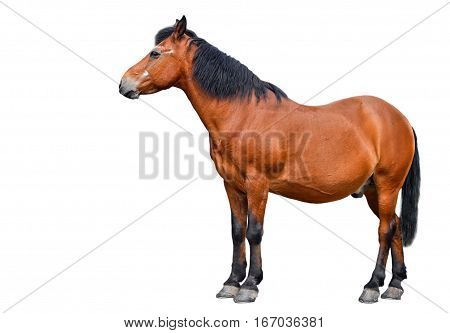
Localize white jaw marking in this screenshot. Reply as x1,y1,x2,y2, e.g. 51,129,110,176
142,70,149,78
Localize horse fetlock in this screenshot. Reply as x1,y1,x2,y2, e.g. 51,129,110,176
393,264,407,280
242,271,263,289
387,278,403,290
372,266,386,284
228,263,247,283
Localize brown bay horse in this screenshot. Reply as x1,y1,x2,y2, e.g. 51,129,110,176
119,16,420,304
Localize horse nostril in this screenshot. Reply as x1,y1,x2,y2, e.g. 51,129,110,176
124,90,134,98
119,77,139,99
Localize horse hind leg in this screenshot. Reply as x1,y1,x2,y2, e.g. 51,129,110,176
380,214,406,300
362,187,406,301
359,180,401,304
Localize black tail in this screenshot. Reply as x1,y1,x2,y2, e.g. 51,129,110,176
400,129,421,246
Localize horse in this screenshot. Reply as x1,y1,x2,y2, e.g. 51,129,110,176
119,16,420,304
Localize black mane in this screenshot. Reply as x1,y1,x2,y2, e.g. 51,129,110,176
155,27,287,102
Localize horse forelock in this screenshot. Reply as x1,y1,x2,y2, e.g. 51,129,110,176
154,26,198,45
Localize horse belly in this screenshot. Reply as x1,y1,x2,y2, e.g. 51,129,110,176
270,176,369,203
269,135,377,203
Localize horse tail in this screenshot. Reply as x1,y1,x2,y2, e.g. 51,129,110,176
400,128,420,246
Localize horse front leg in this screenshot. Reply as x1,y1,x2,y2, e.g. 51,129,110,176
234,178,269,303
216,182,248,299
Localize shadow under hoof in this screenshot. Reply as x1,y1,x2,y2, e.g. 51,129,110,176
381,287,403,300
233,288,258,303
359,288,380,304
216,285,240,299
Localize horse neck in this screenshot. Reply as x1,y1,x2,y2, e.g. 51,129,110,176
177,78,241,133
177,70,297,135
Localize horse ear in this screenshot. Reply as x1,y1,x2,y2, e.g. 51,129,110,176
173,15,187,39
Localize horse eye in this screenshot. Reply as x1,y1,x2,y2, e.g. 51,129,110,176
150,50,161,59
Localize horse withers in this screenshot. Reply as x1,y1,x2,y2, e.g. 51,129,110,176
119,16,420,304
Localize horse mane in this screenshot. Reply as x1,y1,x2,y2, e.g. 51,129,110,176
155,27,287,102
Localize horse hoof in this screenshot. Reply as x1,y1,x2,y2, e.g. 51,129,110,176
233,288,258,303
359,288,380,304
216,285,240,299
381,287,403,300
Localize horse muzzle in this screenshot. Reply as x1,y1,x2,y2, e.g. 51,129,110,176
119,77,140,99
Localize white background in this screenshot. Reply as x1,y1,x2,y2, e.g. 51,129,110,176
0,0,449,331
